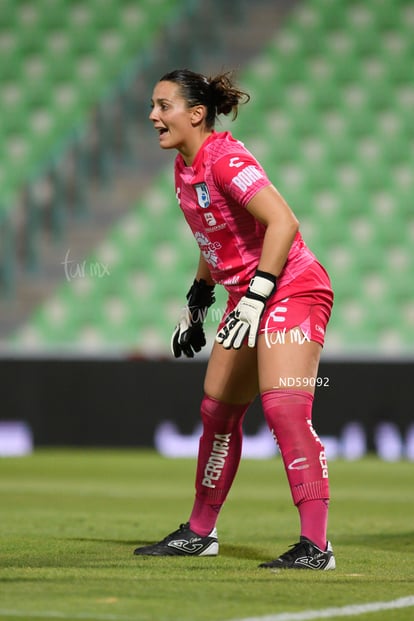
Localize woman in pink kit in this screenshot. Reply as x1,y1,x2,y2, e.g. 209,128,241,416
134,69,336,570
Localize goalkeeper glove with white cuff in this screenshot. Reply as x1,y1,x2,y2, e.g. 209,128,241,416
171,278,216,358
215,270,276,349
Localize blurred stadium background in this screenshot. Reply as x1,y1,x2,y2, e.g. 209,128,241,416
0,0,413,457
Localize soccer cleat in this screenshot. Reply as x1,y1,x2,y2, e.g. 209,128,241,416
133,522,219,557
259,536,336,570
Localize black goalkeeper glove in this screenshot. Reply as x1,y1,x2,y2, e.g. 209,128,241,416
171,278,216,358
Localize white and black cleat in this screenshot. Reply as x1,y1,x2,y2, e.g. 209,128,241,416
259,536,336,570
134,522,219,557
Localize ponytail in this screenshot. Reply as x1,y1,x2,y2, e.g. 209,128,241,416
208,72,250,123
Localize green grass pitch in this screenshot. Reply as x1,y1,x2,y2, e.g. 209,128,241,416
0,449,413,621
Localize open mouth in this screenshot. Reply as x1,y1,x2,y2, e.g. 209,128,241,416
157,127,168,136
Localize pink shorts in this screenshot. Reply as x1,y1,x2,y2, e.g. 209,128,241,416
218,261,334,347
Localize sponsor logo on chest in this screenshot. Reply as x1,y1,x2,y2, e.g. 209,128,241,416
203,212,216,226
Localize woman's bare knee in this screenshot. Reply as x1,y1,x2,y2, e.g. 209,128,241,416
204,342,259,403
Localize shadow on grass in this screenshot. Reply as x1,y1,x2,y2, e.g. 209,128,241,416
64,538,263,560
66,532,414,561
64,537,147,546
336,531,414,552
220,544,263,561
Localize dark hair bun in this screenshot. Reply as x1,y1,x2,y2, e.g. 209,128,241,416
208,72,250,120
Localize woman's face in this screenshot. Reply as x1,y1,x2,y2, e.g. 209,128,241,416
149,80,195,152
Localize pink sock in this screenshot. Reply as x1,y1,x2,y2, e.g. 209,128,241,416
298,499,329,550
189,395,249,536
261,389,330,550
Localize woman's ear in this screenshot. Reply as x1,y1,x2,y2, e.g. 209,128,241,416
191,105,207,126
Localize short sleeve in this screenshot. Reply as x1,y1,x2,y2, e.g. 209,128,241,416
212,151,271,208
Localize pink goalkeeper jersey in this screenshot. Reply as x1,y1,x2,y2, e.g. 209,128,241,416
174,131,316,296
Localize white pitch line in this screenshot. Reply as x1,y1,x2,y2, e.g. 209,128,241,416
229,595,414,621
1,596,414,621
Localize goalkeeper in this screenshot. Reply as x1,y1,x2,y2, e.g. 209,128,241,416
134,69,335,570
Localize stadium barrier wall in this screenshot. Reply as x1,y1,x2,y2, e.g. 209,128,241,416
1,358,413,460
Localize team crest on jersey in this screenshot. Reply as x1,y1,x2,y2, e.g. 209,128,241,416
194,183,211,208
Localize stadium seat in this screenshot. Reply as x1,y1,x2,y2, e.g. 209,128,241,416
1,0,186,211
7,0,414,357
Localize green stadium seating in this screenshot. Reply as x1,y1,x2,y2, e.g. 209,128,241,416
0,0,191,293
7,0,414,356
0,0,187,214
